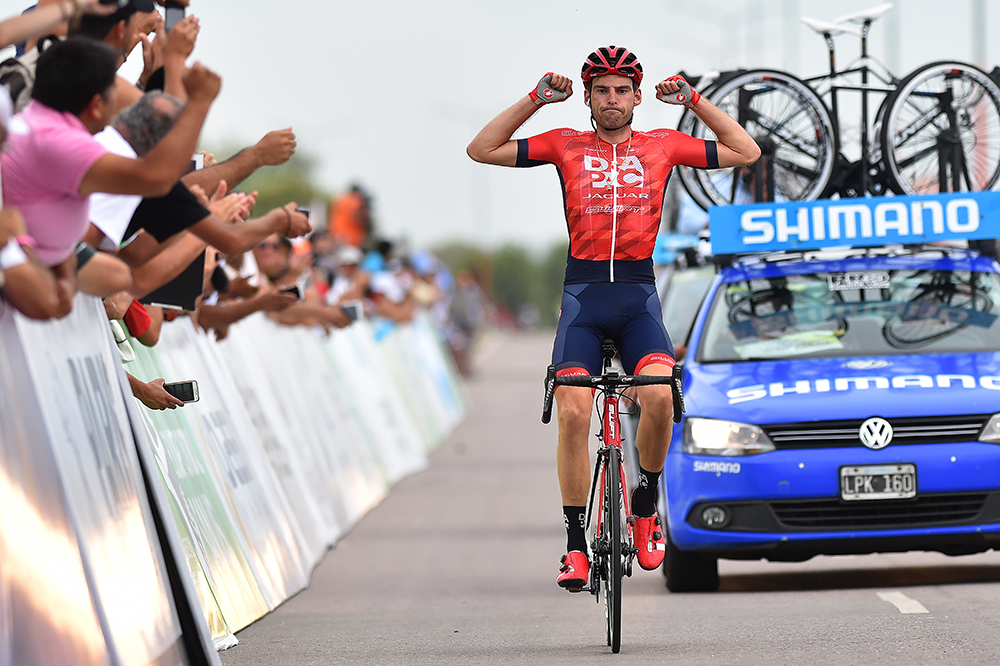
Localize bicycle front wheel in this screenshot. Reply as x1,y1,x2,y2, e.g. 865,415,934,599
881,61,1000,195
602,448,623,653
679,69,837,209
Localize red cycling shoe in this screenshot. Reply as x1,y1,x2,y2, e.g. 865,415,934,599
633,513,666,571
557,551,589,592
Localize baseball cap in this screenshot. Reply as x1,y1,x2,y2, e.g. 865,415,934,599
84,0,156,26
336,245,363,266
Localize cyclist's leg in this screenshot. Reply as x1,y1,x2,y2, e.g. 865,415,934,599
552,284,604,584
618,284,676,478
617,283,671,569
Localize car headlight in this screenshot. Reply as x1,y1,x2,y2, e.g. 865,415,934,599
683,417,776,456
979,412,1000,443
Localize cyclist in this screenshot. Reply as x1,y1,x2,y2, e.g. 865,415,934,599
467,46,760,591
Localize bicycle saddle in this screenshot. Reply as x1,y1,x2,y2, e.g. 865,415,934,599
800,16,861,37
834,3,893,25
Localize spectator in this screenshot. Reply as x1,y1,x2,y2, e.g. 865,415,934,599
326,244,369,305
447,269,486,376
1,0,159,113
328,183,371,248
0,83,68,317
0,0,112,51
1,37,220,317
251,232,351,332
82,91,310,286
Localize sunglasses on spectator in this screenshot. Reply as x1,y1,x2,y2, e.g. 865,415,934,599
257,242,286,251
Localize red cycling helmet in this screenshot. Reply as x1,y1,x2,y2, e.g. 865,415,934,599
581,46,643,86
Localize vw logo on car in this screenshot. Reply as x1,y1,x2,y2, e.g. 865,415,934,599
859,417,894,449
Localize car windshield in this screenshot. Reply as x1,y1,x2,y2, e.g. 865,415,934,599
697,267,1000,362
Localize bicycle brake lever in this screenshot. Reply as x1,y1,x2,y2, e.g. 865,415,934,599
671,364,686,423
541,364,557,424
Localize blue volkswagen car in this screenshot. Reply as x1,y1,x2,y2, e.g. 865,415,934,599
661,193,1000,591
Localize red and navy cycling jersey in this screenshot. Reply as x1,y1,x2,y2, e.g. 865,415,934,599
516,128,717,284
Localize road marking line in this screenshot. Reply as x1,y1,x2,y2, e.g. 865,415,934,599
877,591,929,614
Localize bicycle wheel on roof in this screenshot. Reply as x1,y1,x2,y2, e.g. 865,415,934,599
881,61,1000,195
678,69,837,210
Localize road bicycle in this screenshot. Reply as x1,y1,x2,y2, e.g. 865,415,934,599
541,340,683,653
676,2,1000,210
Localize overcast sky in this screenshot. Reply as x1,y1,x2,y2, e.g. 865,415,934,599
88,1,1000,251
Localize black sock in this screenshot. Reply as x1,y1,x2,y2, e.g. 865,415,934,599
631,467,661,517
563,506,587,553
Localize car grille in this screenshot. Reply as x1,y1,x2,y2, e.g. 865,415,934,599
769,492,988,530
763,414,991,448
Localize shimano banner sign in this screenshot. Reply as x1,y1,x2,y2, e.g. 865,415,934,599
708,191,1000,254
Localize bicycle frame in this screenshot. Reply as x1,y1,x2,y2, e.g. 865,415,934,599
540,351,683,653
803,15,898,196
585,382,635,581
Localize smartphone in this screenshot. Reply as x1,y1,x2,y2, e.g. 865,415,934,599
186,152,204,174
99,0,130,7
282,285,303,300
163,380,199,403
164,2,185,31
296,207,310,219
340,299,362,322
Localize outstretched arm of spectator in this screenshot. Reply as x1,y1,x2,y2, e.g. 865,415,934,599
0,0,112,50
198,284,297,330
183,128,296,193
189,203,312,256
128,373,183,410
80,63,221,198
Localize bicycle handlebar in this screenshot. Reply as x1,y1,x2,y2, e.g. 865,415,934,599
540,365,686,424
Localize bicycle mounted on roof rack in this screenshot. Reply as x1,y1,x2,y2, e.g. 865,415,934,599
674,2,1000,211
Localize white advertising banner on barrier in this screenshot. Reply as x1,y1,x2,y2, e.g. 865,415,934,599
127,338,272,637
1,288,466,657
155,322,309,610
3,296,204,665
325,323,428,484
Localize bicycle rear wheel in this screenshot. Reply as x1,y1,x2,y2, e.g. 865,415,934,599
677,69,837,210
602,448,623,653
881,61,1000,195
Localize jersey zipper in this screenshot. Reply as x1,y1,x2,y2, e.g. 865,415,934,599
610,142,618,283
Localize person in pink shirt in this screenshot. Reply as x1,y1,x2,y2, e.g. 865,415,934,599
1,36,220,314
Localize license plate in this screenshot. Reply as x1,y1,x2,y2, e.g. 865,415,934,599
839,464,917,501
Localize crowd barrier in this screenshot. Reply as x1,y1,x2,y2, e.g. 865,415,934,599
0,294,467,664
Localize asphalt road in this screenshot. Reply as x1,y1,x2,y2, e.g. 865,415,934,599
219,332,1000,666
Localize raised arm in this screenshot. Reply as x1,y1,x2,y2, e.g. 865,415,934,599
467,73,572,166
80,63,221,197
0,0,112,50
182,128,297,193
657,75,761,168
